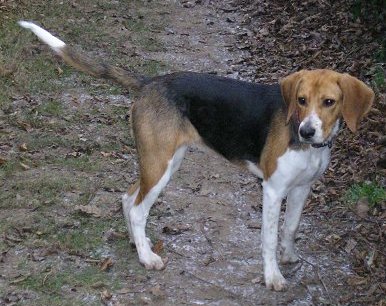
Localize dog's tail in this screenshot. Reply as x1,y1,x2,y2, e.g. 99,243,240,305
18,21,146,91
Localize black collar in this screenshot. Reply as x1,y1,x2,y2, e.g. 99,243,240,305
311,140,333,149
311,120,342,149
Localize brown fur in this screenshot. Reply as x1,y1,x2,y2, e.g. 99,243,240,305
60,46,145,91
259,110,291,180
338,74,374,132
280,69,374,139
45,43,377,202
130,87,199,205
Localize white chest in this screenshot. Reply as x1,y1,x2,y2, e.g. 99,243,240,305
267,147,331,192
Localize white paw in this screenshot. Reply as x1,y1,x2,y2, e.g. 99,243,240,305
265,271,288,291
280,250,299,264
139,252,167,270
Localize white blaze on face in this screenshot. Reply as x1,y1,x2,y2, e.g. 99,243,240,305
299,111,324,143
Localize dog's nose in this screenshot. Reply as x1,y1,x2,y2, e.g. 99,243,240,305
299,125,316,140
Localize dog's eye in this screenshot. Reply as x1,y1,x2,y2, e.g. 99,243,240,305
323,99,335,107
298,97,307,106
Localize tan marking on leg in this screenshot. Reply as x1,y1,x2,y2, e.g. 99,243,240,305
130,88,199,206
128,181,140,195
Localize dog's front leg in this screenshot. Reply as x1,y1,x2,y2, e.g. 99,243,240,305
262,183,287,291
281,184,311,264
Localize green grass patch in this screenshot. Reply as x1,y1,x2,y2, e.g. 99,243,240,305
0,159,21,178
22,133,70,151
345,181,386,207
0,173,86,209
37,99,64,116
56,228,102,254
141,59,168,76
373,65,386,90
50,156,102,172
19,265,107,301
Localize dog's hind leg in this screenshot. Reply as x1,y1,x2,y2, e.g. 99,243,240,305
128,145,186,269
122,102,188,268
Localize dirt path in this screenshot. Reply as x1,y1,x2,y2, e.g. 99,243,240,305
1,1,384,305
104,2,359,305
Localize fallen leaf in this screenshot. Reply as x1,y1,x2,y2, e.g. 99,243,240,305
0,156,7,165
356,198,370,218
325,234,341,243
99,257,114,271
150,284,165,298
100,289,112,303
347,275,368,286
91,281,106,289
17,120,33,132
251,276,262,284
162,224,191,235
66,151,82,158
101,151,112,157
152,240,164,255
19,143,28,151
74,205,103,218
344,238,357,254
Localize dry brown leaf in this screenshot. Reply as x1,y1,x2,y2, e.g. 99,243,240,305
347,275,368,286
150,284,165,298
100,151,112,157
74,205,103,218
91,281,106,289
152,240,164,255
162,224,191,235
356,198,370,218
0,156,7,165
19,143,28,152
66,152,82,158
17,120,33,132
99,257,113,271
100,289,112,303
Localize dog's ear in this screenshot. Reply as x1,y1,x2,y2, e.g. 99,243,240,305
338,74,374,132
280,71,304,124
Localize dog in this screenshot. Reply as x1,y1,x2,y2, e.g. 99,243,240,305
19,21,374,291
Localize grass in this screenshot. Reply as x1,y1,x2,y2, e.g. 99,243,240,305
345,181,386,207
37,99,64,116
50,156,102,172
56,221,108,254
0,0,167,303
373,65,386,90
0,159,21,178
0,171,91,209
19,265,108,303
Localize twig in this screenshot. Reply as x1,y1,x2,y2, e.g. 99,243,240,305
42,269,53,286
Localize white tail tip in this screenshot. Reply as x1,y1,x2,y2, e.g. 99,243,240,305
18,20,66,52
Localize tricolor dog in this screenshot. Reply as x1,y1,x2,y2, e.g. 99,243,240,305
19,21,374,291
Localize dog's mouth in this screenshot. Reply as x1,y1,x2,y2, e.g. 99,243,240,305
298,131,335,148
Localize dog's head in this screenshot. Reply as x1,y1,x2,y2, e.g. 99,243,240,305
280,69,374,145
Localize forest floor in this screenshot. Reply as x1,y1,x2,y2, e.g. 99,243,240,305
0,0,385,305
